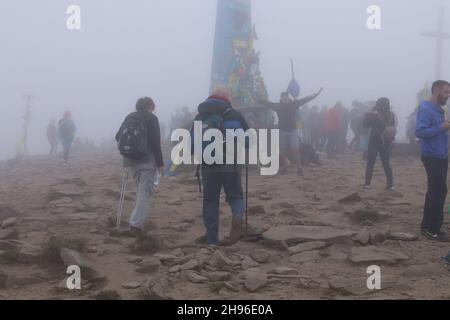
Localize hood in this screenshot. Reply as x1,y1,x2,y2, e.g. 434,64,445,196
198,95,231,115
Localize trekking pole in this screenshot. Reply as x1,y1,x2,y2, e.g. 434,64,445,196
116,167,129,228
245,163,249,234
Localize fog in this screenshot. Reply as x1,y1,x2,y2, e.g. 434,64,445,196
1,0,449,159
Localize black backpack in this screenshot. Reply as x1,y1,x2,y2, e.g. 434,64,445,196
117,113,149,160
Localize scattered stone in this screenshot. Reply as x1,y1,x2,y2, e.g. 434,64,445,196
0,271,9,289
170,223,191,232
329,276,387,296
288,241,327,255
258,194,272,201
250,250,271,263
167,198,183,206
278,202,294,209
208,250,234,269
241,256,260,269
135,257,162,273
179,259,200,271
154,253,178,263
127,257,144,264
348,207,385,224
48,197,73,207
0,240,19,251
28,222,47,232
337,193,362,204
0,229,18,240
122,281,141,289
59,248,100,279
18,244,43,263
1,217,19,229
263,225,356,246
140,277,171,300
290,250,321,264
249,205,266,215
244,269,268,292
401,264,445,278
370,229,391,245
186,271,209,284
353,230,371,246
388,232,418,241
272,267,299,276
207,271,231,282
95,290,122,300
349,246,409,264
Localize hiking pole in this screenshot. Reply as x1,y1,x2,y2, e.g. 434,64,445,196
245,163,249,234
116,167,129,228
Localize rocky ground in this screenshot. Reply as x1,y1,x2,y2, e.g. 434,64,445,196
0,150,449,300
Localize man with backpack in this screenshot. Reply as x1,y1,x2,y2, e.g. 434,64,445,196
115,97,164,236
363,97,396,191
416,80,450,242
192,85,250,246
58,111,76,166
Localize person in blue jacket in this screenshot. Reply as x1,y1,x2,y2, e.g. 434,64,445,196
415,80,450,242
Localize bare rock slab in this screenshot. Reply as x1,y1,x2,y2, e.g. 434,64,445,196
288,241,327,255
349,246,409,264
290,250,321,264
263,225,356,246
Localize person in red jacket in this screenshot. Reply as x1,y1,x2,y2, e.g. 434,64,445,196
326,103,342,159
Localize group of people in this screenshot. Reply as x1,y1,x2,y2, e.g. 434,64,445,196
46,111,76,166
114,80,450,255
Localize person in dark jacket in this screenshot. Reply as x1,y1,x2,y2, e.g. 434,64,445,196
325,103,341,159
260,88,323,175
193,85,250,246
115,97,164,236
416,80,450,242
363,97,396,190
58,111,76,166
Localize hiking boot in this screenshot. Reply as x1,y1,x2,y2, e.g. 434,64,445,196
386,185,395,191
423,229,450,242
195,235,208,245
363,185,371,190
219,216,243,246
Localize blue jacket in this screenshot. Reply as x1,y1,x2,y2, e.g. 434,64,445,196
415,101,448,159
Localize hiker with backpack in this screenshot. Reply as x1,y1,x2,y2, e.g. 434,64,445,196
58,111,76,166
192,85,250,246
363,97,396,191
115,97,164,237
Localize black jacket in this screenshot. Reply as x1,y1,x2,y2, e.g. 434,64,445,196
116,110,164,167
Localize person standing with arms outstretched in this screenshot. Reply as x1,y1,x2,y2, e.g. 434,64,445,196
416,80,450,242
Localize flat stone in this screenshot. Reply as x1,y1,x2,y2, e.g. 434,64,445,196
370,229,391,245
328,276,393,296
0,271,10,289
388,232,418,241
288,241,327,255
18,244,43,263
179,259,199,271
59,248,99,279
272,267,299,275
0,240,19,251
249,205,266,215
0,229,17,240
208,250,234,269
186,271,209,284
207,271,231,282
241,256,260,269
28,222,47,232
153,253,178,262
263,225,355,246
353,230,371,246
250,250,271,263
290,250,321,264
244,270,268,292
1,217,19,229
122,281,141,289
279,208,304,217
400,264,446,278
135,257,161,273
337,193,362,204
349,246,409,264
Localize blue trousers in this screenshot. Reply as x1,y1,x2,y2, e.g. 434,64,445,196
202,168,245,245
